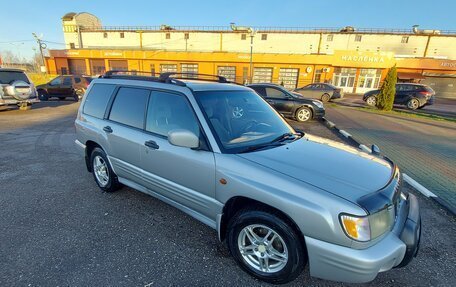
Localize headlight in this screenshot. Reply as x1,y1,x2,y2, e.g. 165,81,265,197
340,207,395,241
312,100,324,109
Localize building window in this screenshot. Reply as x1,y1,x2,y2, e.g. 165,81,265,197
327,34,333,42
241,34,247,40
358,69,382,89
261,34,268,40
103,32,108,38
401,36,409,43
69,42,75,49
166,33,171,39
217,66,236,82
120,32,124,38
355,35,362,42
160,64,177,73
181,63,198,78
184,33,189,40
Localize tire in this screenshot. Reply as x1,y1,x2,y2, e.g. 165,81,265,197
227,208,306,284
90,147,121,192
75,88,85,100
295,106,312,122
366,95,377,107
321,93,331,102
38,90,49,101
407,98,420,110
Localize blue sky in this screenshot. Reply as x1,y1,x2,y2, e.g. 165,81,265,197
1,0,455,60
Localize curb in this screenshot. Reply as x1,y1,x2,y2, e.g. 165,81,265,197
320,117,455,216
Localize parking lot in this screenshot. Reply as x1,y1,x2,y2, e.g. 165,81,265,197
0,101,455,286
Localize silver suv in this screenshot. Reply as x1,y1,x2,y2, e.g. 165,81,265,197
0,68,37,109
75,72,421,284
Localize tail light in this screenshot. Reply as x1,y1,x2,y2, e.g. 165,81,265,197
419,91,433,98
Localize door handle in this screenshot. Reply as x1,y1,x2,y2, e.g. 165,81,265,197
103,126,113,133
144,140,159,150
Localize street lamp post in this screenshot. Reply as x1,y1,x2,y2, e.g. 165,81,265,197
230,23,255,84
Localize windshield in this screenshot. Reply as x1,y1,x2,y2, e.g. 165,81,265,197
194,90,296,153
0,71,30,84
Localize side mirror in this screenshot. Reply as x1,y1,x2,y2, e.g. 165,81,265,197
168,129,199,149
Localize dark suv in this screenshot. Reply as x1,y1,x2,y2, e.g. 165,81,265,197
36,75,92,101
363,83,435,110
248,83,325,122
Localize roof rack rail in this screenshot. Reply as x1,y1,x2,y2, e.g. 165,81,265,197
159,72,229,83
100,70,187,86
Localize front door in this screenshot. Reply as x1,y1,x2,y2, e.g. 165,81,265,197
104,87,151,184
140,90,217,220
61,76,74,96
265,87,294,116
47,76,63,96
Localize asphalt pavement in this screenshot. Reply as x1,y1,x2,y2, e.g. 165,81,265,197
0,101,455,287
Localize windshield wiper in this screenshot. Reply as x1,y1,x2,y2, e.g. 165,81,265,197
270,132,302,143
239,142,284,153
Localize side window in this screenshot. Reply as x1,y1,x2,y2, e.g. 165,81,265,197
63,77,72,85
83,84,116,118
251,86,266,97
265,87,286,99
109,87,150,129
50,77,62,86
74,77,81,83
146,91,200,137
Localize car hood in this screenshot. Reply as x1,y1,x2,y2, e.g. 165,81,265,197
236,134,393,203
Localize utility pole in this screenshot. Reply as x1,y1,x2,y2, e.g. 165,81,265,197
32,33,47,73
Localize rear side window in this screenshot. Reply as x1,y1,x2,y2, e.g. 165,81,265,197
266,87,286,99
109,87,150,129
83,84,116,118
0,71,30,84
74,77,81,83
63,77,72,85
250,86,266,97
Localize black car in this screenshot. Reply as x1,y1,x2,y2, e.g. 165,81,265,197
363,83,435,110
36,75,92,101
293,83,343,102
248,83,325,122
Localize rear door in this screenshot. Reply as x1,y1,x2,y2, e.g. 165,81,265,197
140,90,217,220
104,86,151,184
295,84,314,98
264,87,294,116
395,84,409,104
61,76,74,96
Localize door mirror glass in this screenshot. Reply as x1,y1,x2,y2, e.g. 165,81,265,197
168,129,199,148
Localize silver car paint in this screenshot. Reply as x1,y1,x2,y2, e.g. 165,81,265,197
75,78,408,283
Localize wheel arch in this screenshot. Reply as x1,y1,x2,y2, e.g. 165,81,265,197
85,140,103,172
219,196,307,253
294,104,314,120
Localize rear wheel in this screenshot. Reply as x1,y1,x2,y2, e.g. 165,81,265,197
407,98,420,110
227,208,306,284
295,106,312,122
366,96,377,107
321,93,331,102
90,147,121,192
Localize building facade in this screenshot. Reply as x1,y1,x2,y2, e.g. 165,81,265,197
46,12,456,97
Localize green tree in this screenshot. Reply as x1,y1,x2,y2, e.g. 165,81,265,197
376,65,397,111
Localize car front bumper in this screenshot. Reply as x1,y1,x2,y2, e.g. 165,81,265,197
313,108,325,119
305,193,421,283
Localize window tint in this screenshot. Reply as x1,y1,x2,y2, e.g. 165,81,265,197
0,71,30,84
83,84,116,118
63,77,72,85
50,77,62,86
146,91,199,137
265,87,286,99
250,86,266,97
109,87,150,129
74,77,81,83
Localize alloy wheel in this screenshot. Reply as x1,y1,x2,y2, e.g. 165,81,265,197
297,108,311,122
93,155,109,186
237,224,289,273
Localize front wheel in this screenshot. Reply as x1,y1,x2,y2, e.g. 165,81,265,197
295,106,312,122
366,95,377,107
227,209,306,284
38,90,49,101
90,147,121,192
407,98,420,110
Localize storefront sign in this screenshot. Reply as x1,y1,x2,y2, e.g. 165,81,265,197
333,50,394,68
441,62,456,68
341,55,385,63
104,51,123,57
